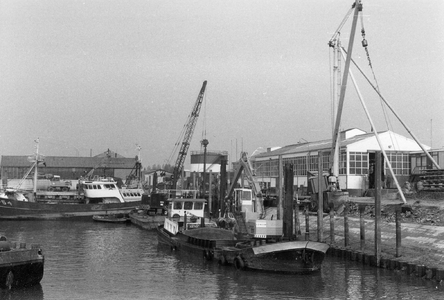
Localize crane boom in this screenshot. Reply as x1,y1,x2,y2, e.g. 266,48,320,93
172,80,207,189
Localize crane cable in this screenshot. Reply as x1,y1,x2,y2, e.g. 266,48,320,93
200,91,208,149
166,98,195,168
359,13,399,149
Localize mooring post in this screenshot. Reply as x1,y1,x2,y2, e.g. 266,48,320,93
375,151,382,265
305,203,310,241
329,209,335,245
317,153,324,242
295,194,301,237
344,202,349,247
395,205,402,257
359,204,366,251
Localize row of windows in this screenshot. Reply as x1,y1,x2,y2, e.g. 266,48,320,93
253,151,411,176
122,192,142,197
83,184,117,190
172,201,204,210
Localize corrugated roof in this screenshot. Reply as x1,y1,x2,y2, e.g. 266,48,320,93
0,155,136,169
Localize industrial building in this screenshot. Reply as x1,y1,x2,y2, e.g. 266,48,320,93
251,128,441,196
1,150,137,188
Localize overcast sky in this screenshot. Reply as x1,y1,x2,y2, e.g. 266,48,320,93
1,0,443,168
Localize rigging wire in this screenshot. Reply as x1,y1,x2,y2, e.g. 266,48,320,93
166,96,195,167
200,90,208,150
359,13,399,149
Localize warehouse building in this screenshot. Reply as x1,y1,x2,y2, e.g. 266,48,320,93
251,128,435,196
1,150,137,188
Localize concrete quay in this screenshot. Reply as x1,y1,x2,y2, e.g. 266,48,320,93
301,213,444,282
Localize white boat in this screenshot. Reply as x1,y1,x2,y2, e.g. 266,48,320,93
79,176,144,204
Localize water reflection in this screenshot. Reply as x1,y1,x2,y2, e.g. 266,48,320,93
1,221,443,300
0,284,43,300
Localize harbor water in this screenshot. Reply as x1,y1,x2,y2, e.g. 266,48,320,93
1,220,443,300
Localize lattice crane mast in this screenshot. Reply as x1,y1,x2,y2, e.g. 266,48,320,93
172,80,207,189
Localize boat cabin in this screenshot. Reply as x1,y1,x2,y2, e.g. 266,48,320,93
233,188,256,213
167,198,206,219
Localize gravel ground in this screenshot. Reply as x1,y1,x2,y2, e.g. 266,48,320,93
345,192,444,226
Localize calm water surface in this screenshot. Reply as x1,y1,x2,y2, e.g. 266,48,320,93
1,220,443,300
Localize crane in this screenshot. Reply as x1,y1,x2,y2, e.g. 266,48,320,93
171,80,207,189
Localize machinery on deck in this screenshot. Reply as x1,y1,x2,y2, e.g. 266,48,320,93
225,152,283,239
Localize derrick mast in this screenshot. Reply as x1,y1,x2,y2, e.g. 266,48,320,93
172,81,207,189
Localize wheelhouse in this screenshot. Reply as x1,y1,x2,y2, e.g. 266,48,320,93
167,198,206,218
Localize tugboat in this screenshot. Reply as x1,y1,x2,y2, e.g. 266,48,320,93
0,236,44,290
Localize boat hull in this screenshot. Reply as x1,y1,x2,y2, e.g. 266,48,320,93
129,211,165,230
157,225,241,259
0,198,141,220
0,245,44,289
92,214,130,223
215,240,329,274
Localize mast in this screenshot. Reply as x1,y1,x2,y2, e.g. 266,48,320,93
330,1,362,171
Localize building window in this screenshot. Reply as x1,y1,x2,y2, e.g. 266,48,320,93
307,155,318,172
294,156,307,175
386,152,410,175
339,151,347,175
349,152,369,175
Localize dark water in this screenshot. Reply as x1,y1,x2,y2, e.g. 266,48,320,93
1,220,443,300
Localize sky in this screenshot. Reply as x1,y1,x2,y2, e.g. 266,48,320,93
1,0,443,169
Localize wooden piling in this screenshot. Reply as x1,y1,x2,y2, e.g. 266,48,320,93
305,204,310,241
344,202,349,247
317,154,323,242
359,204,365,251
283,164,294,239
375,151,382,266
329,210,335,245
396,205,402,257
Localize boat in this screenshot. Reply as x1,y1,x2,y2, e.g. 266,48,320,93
157,197,239,259
129,190,196,230
0,142,142,220
92,213,130,223
0,177,142,220
156,195,329,273
80,176,144,203
0,236,44,290
214,240,329,274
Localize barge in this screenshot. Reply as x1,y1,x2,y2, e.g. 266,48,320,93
0,237,44,290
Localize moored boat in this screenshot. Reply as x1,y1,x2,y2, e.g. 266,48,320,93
129,190,196,230
0,236,44,290
0,198,140,220
80,176,144,203
214,240,329,274
156,196,238,258
92,214,130,223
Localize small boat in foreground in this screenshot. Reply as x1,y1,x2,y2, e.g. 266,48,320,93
92,214,130,223
0,236,44,290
